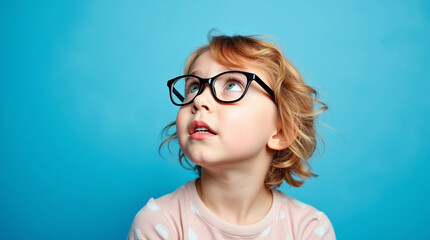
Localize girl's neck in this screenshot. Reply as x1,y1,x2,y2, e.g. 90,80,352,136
195,168,273,225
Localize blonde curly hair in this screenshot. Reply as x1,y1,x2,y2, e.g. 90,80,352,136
161,34,327,188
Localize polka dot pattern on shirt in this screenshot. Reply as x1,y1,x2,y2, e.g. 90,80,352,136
261,226,271,237
277,210,285,220
128,181,335,240
314,226,326,236
146,201,160,211
189,227,197,240
190,201,200,215
155,224,169,240
134,228,142,240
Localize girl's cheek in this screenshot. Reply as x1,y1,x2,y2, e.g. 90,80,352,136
176,110,187,139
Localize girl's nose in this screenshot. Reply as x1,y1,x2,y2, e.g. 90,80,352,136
192,84,213,113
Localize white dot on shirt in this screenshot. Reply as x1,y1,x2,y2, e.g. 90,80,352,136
189,227,197,240
282,197,288,203
134,228,142,240
314,226,325,236
190,201,199,215
155,224,169,240
261,226,271,237
286,235,292,240
292,199,307,208
277,210,285,220
146,201,160,211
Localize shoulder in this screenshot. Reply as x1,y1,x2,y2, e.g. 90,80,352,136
127,185,188,240
277,191,336,240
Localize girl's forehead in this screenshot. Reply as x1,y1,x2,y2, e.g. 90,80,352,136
189,51,229,74
190,51,269,80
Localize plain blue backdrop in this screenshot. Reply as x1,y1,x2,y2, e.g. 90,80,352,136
1,0,429,239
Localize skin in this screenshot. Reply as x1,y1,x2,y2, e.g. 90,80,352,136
176,51,289,225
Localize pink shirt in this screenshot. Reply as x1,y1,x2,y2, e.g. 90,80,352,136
127,179,336,240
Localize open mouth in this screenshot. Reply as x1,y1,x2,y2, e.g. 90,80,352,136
194,127,212,133
189,121,216,139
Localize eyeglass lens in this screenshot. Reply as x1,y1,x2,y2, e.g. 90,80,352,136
171,72,248,105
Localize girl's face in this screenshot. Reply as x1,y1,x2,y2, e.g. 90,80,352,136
176,51,279,169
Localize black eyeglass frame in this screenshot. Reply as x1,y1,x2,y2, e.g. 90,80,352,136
167,71,276,106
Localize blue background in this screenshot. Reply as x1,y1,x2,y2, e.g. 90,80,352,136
1,0,429,239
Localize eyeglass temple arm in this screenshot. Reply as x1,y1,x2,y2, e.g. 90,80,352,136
173,88,184,102
254,76,276,101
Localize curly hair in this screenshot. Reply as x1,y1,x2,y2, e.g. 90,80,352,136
160,34,327,188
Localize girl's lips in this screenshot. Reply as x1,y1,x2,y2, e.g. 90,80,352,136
190,131,216,140
188,120,217,135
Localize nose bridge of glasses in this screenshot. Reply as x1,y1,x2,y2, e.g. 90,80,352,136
197,77,212,93
194,79,211,101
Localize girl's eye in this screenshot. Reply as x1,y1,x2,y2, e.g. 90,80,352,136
184,77,200,95
225,81,242,91
185,81,200,95
189,84,199,93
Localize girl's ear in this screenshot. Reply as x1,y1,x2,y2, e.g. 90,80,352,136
267,127,297,151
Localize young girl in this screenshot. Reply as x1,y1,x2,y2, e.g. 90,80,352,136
127,34,336,240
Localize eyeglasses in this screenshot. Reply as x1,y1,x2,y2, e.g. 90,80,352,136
167,71,275,106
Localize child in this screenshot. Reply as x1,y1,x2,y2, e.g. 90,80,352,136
127,34,336,240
